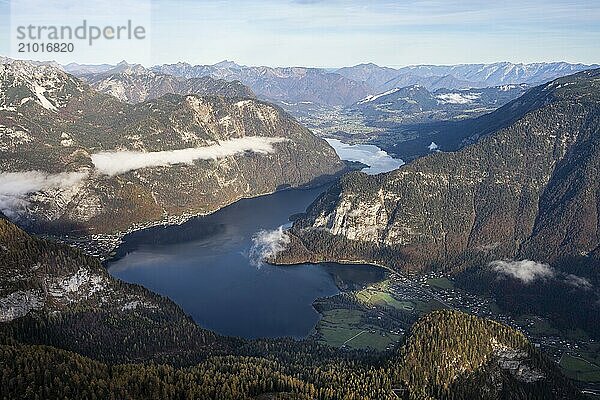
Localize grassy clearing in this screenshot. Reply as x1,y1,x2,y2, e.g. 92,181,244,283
412,298,446,313
518,315,591,341
560,354,600,382
519,316,562,336
316,308,403,351
426,277,454,290
357,288,414,311
346,329,403,351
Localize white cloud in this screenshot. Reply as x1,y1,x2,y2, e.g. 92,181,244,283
248,226,290,267
564,274,593,290
0,171,87,217
428,141,439,151
91,136,287,176
489,259,555,284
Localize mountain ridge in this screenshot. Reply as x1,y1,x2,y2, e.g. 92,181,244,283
78,62,255,103
151,60,598,106
274,68,600,272
0,60,345,240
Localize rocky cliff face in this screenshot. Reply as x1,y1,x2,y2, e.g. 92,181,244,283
0,60,345,237
275,69,600,273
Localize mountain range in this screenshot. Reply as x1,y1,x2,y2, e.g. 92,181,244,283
8,59,593,109
78,61,255,103
276,69,600,271
0,59,345,240
149,60,598,106
2,56,598,399
338,61,597,91
151,60,371,107
273,69,600,336
352,83,529,124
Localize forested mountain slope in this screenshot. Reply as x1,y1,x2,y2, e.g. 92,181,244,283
0,213,224,365
0,60,344,236
275,69,600,274
394,310,584,400
0,214,583,399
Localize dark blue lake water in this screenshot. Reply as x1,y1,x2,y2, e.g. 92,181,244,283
107,186,386,339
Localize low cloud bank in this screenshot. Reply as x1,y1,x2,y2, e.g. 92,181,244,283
489,259,555,284
489,259,595,290
248,226,290,267
0,171,86,217
92,136,288,176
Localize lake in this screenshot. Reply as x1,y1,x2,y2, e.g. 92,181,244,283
325,138,405,174
107,186,386,339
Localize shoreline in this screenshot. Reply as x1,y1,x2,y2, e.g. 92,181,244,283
48,161,362,262
55,181,339,263
270,258,396,274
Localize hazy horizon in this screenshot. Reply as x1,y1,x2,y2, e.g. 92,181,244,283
1,0,599,67
3,54,599,70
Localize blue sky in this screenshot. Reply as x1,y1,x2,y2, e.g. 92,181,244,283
1,0,599,67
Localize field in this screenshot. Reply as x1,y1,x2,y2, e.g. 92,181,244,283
426,277,455,290
316,308,403,351
356,285,415,311
559,354,600,382
314,277,454,351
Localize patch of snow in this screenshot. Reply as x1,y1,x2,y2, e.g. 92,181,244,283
121,300,144,310
234,100,253,108
0,127,33,151
357,88,401,104
48,269,106,302
436,92,481,104
498,84,519,91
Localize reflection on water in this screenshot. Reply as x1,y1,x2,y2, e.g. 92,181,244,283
107,186,386,339
325,138,405,174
